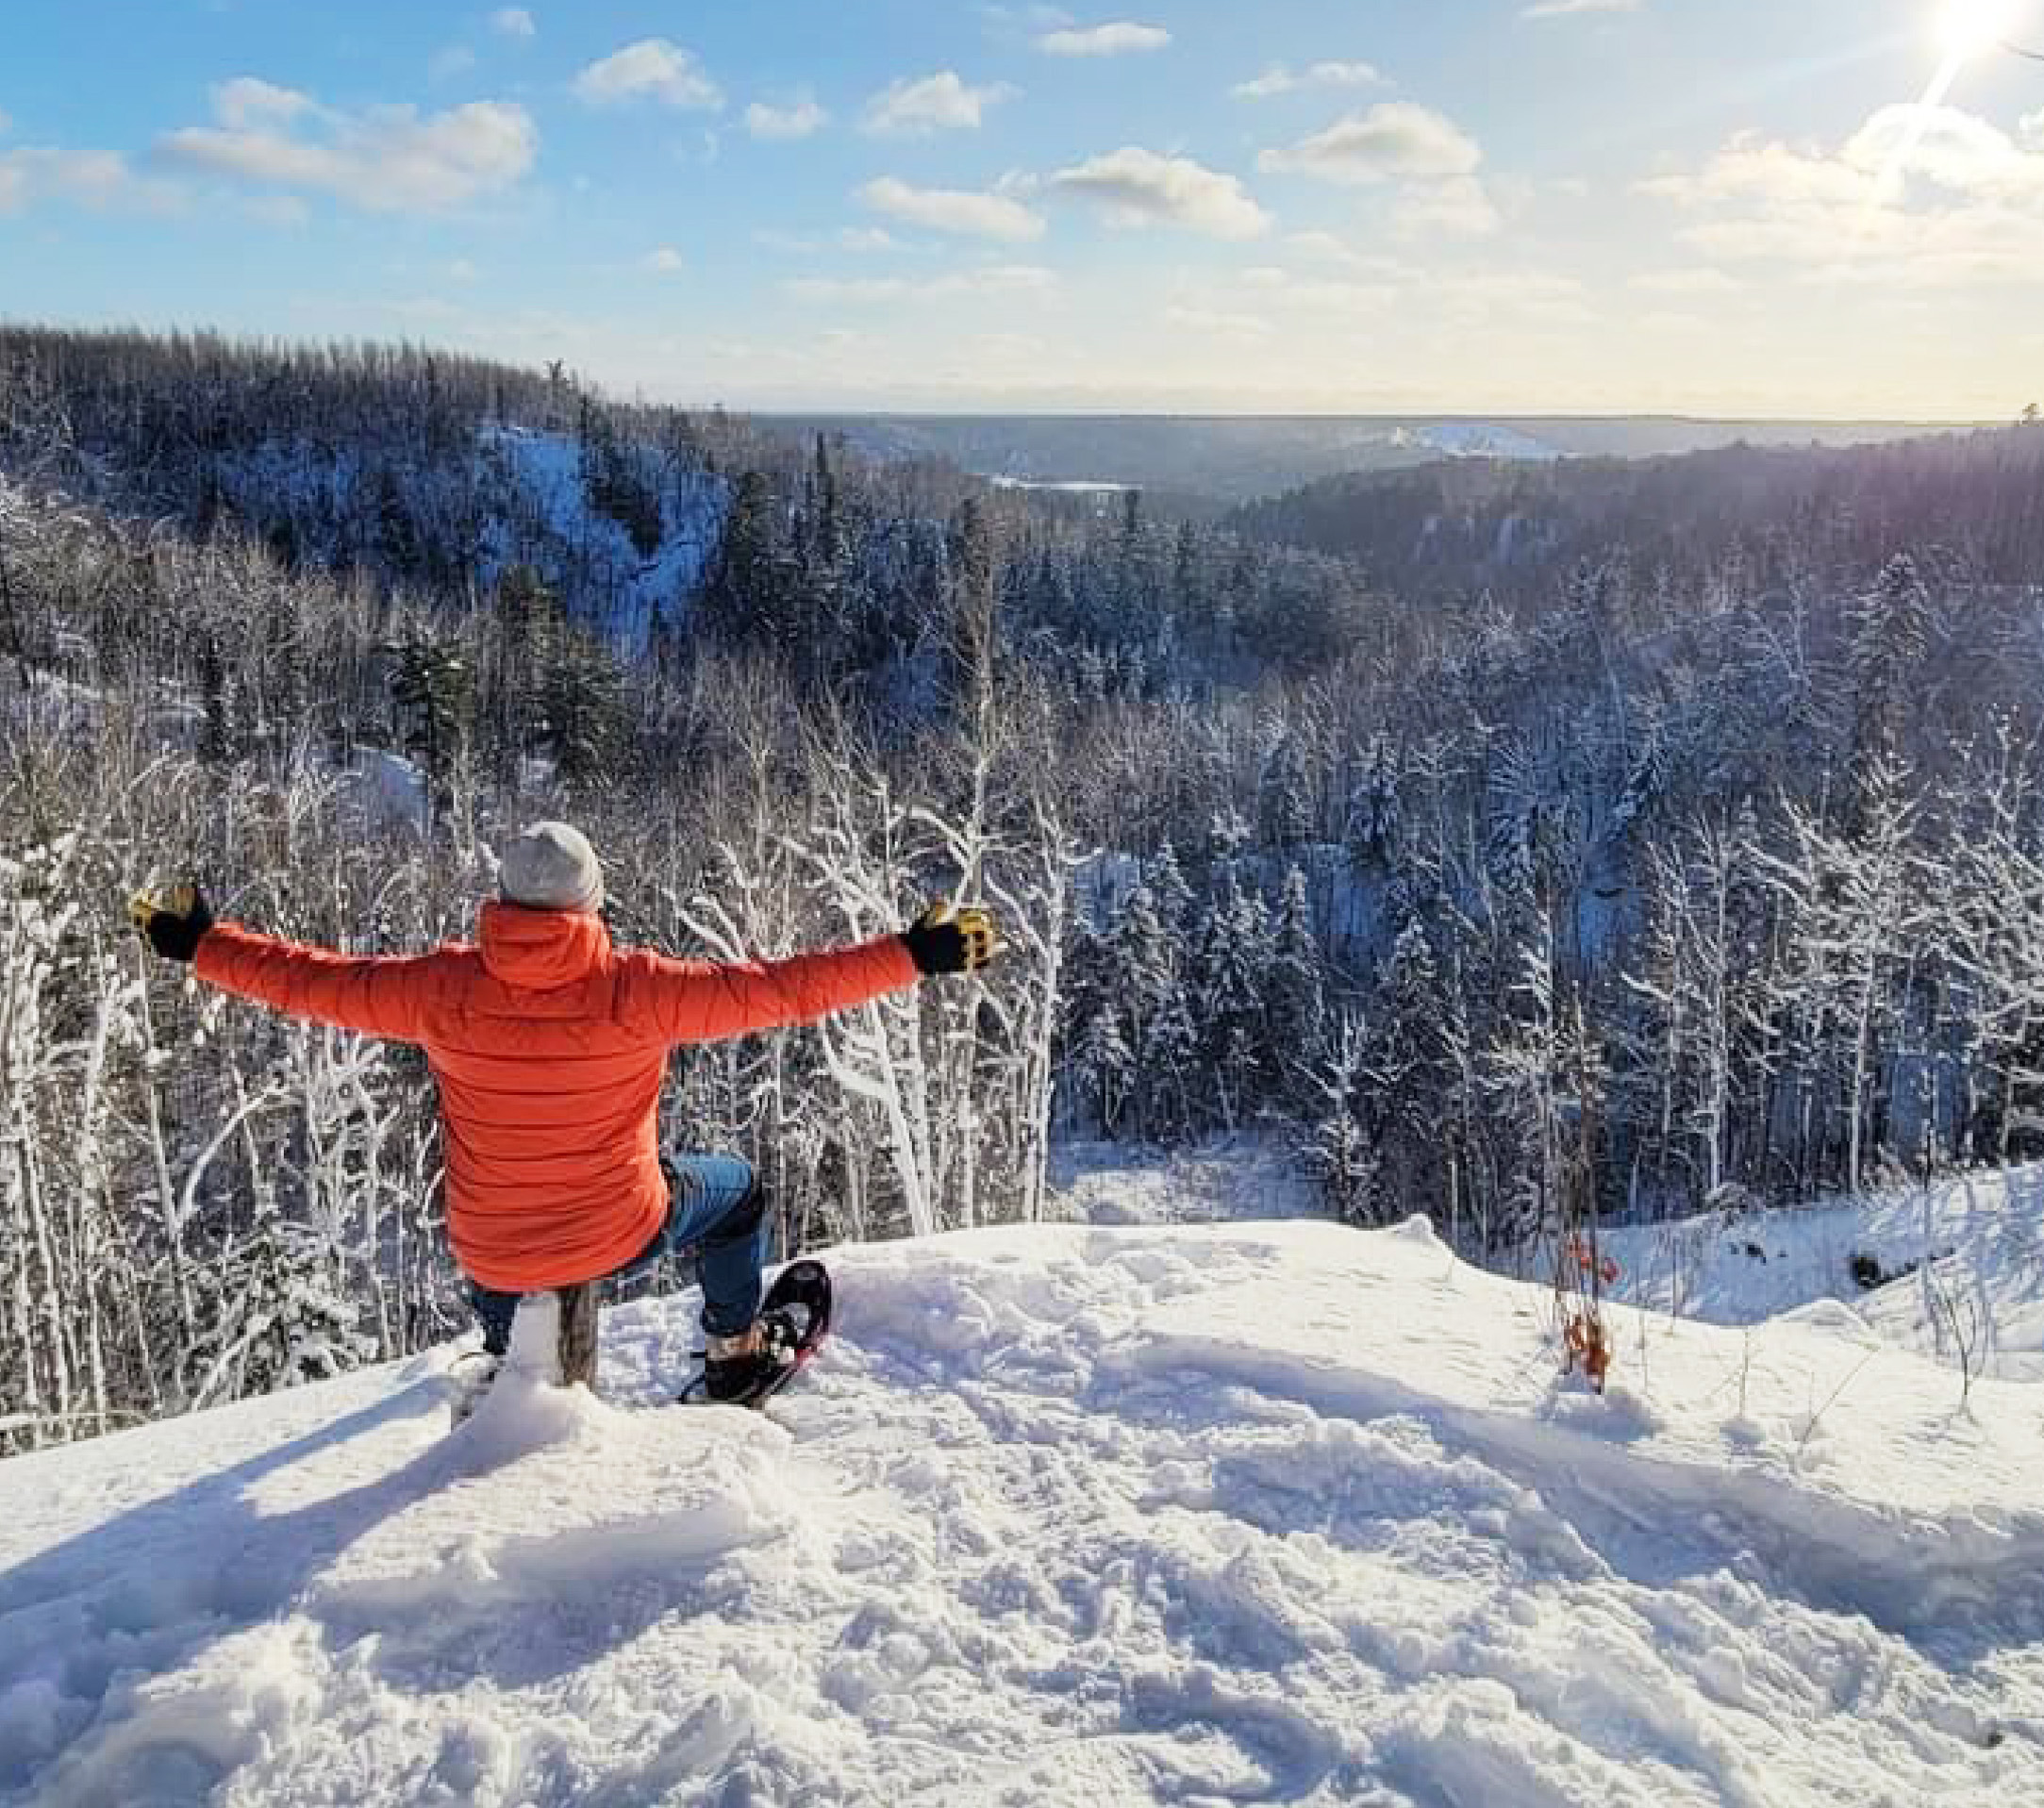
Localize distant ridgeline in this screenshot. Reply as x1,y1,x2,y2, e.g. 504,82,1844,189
1228,428,2044,603
2,320,2044,1451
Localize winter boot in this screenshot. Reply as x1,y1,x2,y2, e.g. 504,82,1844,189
701,1312,800,1404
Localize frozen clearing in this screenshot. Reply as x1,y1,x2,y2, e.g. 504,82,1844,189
2,1214,2040,1806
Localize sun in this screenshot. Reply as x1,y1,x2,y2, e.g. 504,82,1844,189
1939,0,2018,59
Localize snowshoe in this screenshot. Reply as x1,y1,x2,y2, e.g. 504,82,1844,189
683,1259,832,1410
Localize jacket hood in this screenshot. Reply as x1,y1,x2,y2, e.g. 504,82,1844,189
478,899,611,991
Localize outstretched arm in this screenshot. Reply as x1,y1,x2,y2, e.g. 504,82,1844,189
636,902,1000,1045
133,884,435,1042
637,935,918,1045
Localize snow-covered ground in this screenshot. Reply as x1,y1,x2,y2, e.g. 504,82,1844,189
4,1205,2040,1806
1602,1165,2044,1382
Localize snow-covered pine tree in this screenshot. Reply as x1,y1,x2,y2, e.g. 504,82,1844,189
185,1208,378,1410
1259,731,1316,850
1305,1016,1380,1225
1849,555,1931,752
1147,843,1193,942
1369,915,1449,1210
1194,870,1273,1132
1264,866,1324,1106
1074,1005,1133,1136
1106,883,1176,1137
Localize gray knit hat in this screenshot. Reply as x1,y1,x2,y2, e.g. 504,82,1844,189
499,821,605,914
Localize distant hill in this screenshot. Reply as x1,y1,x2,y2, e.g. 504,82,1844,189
1225,423,2044,603
771,412,1983,507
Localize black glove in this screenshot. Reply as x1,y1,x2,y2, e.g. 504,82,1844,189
129,882,215,963
901,900,1000,976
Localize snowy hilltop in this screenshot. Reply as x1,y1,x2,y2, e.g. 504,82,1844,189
3,1212,2039,1806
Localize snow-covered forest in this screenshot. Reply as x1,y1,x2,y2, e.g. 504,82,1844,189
3,323,2043,1450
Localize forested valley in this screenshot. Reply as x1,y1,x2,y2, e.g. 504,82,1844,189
4,323,2042,1448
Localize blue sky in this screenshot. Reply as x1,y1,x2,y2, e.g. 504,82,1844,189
2,1,2040,414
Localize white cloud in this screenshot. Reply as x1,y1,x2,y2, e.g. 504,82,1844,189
864,72,1016,136
1524,0,1641,15
1393,175,1502,238
158,86,537,213
1048,146,1270,238
1230,266,1397,313
1037,22,1171,56
1258,103,1483,183
1433,271,1599,327
745,97,828,141
490,8,536,40
1283,230,1408,276
573,40,721,110
1629,267,1741,295
1164,304,1272,340
1637,309,1711,333
1232,61,1384,100
756,225,904,254
430,46,477,82
211,77,318,131
645,246,685,272
786,264,1056,304
2023,109,2044,151
0,145,180,216
857,174,1045,240
1642,104,2044,285
787,276,915,305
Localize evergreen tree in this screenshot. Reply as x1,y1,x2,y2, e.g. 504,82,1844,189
705,470,790,646
1138,985,1200,1143
1259,733,1316,849
1107,884,1176,1137
1346,737,1402,870
540,630,625,789
1195,871,1273,1129
1147,843,1194,942
1369,916,1452,1211
186,1214,378,1407
1265,866,1324,1103
373,465,417,577
489,563,554,777
1305,1018,1381,1225
1074,1005,1133,1136
386,632,470,823
1846,553,1931,823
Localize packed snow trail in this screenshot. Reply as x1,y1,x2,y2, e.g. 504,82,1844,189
2,1218,2040,1806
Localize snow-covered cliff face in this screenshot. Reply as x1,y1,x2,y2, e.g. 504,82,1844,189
2,1210,2037,1806
192,424,730,649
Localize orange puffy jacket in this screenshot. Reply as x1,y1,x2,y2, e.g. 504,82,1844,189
194,902,918,1291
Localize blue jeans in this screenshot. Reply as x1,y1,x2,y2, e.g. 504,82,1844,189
470,1153,771,1354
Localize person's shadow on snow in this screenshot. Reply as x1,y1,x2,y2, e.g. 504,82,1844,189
0,1354,761,1803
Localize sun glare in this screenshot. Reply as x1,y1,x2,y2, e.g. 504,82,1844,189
1939,0,2017,58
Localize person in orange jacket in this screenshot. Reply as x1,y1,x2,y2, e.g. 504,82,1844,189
133,821,998,1402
